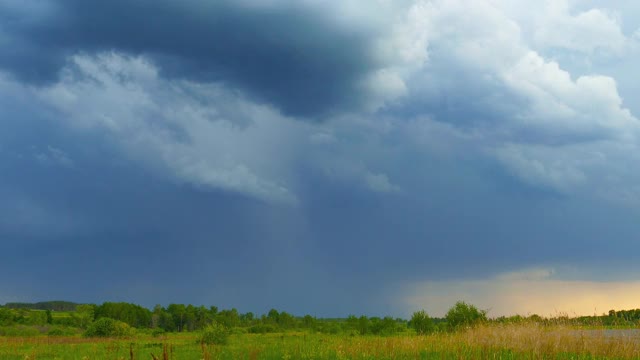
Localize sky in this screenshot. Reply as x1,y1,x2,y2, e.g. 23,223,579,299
1,0,640,318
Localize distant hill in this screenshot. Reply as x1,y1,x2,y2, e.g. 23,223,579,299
3,301,80,311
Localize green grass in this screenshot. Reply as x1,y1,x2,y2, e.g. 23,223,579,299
1,325,639,359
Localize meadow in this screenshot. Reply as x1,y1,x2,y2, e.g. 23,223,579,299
2,324,640,359
3,301,640,359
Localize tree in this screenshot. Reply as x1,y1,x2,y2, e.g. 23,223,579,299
184,305,197,331
370,316,398,335
346,315,359,332
167,304,187,332
216,308,239,328
445,301,487,329
94,302,151,328
74,304,95,329
84,317,133,337
266,309,280,325
357,315,370,335
278,311,295,329
45,310,53,325
240,312,255,327
302,315,316,329
152,305,175,331
410,310,435,335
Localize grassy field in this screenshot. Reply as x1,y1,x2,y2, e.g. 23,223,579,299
2,324,640,360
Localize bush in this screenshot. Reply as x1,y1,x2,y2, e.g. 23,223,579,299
0,325,41,336
445,301,487,329
151,328,166,337
47,326,77,336
248,324,277,334
199,322,231,345
231,327,248,335
84,317,133,337
410,310,435,335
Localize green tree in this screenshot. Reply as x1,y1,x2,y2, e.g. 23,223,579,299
278,311,295,329
240,312,255,326
216,308,239,328
167,304,187,332
266,309,280,325
84,317,133,337
345,315,359,332
410,310,435,335
445,301,487,329
357,315,370,335
152,305,175,331
184,305,197,331
94,302,151,328
194,306,213,329
302,315,316,329
74,304,95,329
369,316,398,335
45,310,53,324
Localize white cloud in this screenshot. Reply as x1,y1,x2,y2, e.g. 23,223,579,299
32,52,405,203
370,0,640,201
532,1,627,54
37,53,304,204
362,69,408,111
502,51,638,137
364,171,401,193
5,0,640,206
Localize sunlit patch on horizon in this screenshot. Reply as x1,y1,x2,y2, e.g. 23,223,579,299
403,268,640,318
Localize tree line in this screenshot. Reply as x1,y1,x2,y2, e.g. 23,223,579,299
2,300,639,338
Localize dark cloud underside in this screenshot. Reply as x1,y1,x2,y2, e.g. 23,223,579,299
0,0,376,117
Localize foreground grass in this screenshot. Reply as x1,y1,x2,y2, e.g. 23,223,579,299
2,324,640,359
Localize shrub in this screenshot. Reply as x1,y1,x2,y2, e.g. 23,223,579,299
151,328,166,337
231,327,248,335
199,322,231,345
0,325,41,337
248,324,277,334
410,310,435,335
445,301,487,329
46,326,78,336
84,317,133,337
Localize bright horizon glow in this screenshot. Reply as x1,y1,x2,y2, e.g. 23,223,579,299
404,268,640,318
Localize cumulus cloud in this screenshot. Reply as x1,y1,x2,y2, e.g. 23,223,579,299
532,1,627,53
502,51,638,139
4,0,639,215
375,0,640,201
36,53,303,204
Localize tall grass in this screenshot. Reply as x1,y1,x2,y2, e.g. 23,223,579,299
1,323,639,359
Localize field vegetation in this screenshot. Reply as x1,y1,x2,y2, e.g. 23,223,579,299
2,300,640,359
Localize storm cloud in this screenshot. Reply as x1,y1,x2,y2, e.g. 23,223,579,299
2,0,640,317
0,0,387,117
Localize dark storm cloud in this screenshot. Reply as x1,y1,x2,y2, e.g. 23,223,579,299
0,104,309,311
3,0,640,317
2,92,640,316
0,0,377,117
